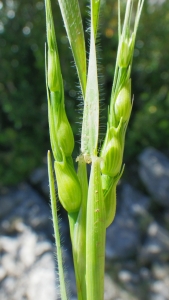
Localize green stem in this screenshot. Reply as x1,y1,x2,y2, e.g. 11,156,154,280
68,156,88,300
68,212,83,300
47,151,68,300
86,156,106,300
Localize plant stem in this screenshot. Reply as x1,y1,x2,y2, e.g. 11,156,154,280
86,156,106,300
68,156,88,300
47,151,68,300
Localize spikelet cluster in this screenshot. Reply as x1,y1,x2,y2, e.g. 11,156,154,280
45,0,81,213
100,0,143,226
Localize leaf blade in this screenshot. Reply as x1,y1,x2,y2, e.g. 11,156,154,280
81,26,99,157
57,0,86,97
91,0,101,39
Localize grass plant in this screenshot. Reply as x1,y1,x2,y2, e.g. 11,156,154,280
45,0,144,299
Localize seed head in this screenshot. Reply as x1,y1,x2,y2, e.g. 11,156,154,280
48,49,62,92
54,152,82,213
45,0,62,92
114,79,131,123
57,106,74,157
101,124,123,177
118,33,135,68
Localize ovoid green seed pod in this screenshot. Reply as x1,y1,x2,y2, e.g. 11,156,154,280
101,121,123,177
103,166,124,227
104,183,116,228
48,49,62,92
117,33,135,68
54,152,82,213
46,0,62,93
56,106,74,157
101,135,122,177
114,79,131,123
48,92,74,159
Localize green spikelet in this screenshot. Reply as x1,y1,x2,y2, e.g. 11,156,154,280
101,118,124,177
54,151,82,213
114,79,132,123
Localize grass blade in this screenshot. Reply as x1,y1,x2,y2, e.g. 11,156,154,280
81,26,99,158
91,0,101,39
57,0,86,97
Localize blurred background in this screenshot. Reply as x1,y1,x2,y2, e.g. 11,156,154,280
0,0,169,299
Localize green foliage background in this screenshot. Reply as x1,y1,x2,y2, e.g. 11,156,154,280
0,0,169,185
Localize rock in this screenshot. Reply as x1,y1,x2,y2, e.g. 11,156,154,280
104,273,138,300
150,280,169,300
152,263,169,280
104,274,118,300
26,252,58,300
0,183,71,300
120,183,150,218
0,183,53,236
149,262,169,300
0,226,58,300
149,293,167,300
106,183,150,260
106,213,140,260
118,269,140,284
138,147,169,207
139,267,150,280
29,166,49,198
139,222,169,263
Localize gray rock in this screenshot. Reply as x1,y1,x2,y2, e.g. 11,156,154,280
120,183,150,217
139,267,150,280
29,166,49,197
104,273,138,300
106,183,150,260
26,252,58,300
0,183,53,236
0,183,71,300
118,269,135,283
138,147,169,207
149,262,169,300
150,279,169,300
0,226,58,300
139,222,169,263
106,213,140,260
149,293,167,300
152,263,169,280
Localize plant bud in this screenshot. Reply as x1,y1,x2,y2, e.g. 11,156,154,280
101,134,122,177
45,0,62,92
48,92,74,158
118,33,135,68
56,106,74,157
101,120,124,177
48,100,61,162
103,166,124,227
114,79,131,123
54,153,82,213
48,49,62,92
104,183,116,228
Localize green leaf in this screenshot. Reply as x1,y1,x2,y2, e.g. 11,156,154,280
91,0,101,39
57,0,86,97
81,26,99,158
